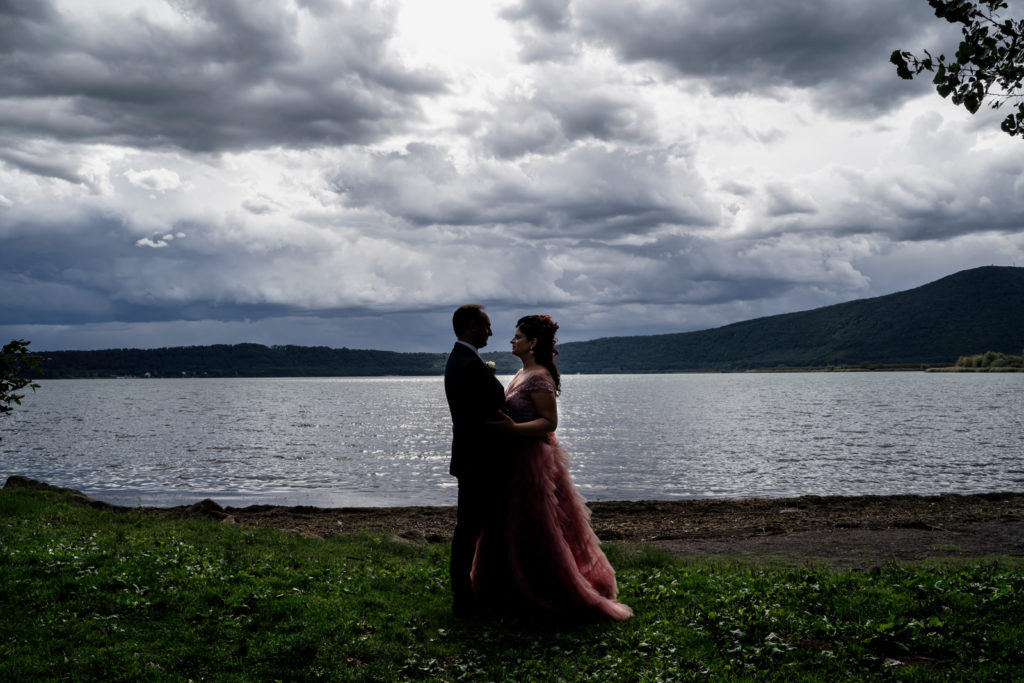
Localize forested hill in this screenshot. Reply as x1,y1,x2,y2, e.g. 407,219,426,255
41,345,449,379
38,265,1024,377
555,265,1024,373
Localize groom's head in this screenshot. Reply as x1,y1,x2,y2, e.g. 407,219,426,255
453,304,492,349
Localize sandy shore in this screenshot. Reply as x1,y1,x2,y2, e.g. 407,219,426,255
6,476,1024,568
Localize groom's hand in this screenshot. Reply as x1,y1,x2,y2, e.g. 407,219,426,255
486,412,516,431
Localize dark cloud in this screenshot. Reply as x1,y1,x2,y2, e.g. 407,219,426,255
331,142,715,235
552,230,872,311
479,80,654,158
745,133,1024,244
0,216,137,325
500,0,576,62
0,219,352,328
501,0,572,32
545,87,653,144
764,183,818,218
0,0,445,153
0,203,320,327
576,0,960,115
0,143,93,186
477,103,565,158
0,212,203,325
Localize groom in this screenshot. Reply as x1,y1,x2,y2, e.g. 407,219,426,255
444,303,508,615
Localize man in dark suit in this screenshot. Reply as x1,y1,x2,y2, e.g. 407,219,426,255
444,303,508,615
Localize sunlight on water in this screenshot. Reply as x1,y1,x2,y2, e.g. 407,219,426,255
2,373,1022,507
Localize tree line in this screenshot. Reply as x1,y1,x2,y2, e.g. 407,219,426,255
34,344,449,379
955,349,1024,369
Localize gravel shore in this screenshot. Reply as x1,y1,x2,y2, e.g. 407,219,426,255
7,476,1024,568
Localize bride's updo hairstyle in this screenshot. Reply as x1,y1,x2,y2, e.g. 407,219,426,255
516,314,561,395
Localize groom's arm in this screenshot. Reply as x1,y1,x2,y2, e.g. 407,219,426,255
450,356,502,425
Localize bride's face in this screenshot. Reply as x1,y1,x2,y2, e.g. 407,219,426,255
510,327,534,358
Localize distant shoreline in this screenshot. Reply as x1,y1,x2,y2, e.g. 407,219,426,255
751,365,1023,373
924,366,1024,373
35,364,1024,379
24,368,1024,382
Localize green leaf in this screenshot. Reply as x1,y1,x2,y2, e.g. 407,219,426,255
890,50,914,79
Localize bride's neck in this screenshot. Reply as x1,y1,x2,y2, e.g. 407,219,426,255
520,356,541,372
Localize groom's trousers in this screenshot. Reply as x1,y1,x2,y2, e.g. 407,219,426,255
451,476,498,612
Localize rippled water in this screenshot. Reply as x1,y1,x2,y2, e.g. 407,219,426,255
1,373,1022,507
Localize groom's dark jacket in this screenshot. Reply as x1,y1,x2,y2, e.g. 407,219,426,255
444,342,506,479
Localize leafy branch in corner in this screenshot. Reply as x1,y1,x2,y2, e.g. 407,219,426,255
1,340,47,419
891,0,1024,136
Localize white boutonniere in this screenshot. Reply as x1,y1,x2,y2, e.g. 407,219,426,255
485,361,496,372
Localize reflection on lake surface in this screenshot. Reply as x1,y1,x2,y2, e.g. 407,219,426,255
2,373,1022,507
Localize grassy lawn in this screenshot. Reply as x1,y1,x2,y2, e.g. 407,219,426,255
2,487,1022,681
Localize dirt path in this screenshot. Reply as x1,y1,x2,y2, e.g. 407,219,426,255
7,477,1024,568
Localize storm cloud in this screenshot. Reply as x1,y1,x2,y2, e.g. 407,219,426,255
1,0,1021,353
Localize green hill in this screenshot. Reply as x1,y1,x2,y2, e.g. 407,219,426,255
554,265,1024,372
40,344,448,379
35,265,1024,377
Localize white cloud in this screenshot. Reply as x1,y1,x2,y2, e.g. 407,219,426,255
124,169,182,193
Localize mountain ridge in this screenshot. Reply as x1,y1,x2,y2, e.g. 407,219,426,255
35,265,1024,377
554,265,1024,372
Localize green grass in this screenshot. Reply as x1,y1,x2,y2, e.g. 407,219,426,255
2,488,1022,681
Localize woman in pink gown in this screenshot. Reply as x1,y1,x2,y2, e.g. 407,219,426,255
471,315,632,621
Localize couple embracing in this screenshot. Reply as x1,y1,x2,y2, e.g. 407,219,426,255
443,304,632,621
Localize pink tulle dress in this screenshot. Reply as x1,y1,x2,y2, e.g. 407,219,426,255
471,372,633,621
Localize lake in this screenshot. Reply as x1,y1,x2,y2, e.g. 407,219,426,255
1,373,1022,508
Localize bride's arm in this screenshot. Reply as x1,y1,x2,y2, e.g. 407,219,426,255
503,390,557,437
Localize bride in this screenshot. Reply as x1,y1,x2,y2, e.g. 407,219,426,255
472,314,632,621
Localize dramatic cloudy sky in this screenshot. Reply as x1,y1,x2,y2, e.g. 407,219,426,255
1,0,1022,353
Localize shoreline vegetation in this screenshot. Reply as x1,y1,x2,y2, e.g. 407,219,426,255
752,363,1024,373
21,356,1024,379
751,352,1024,372
2,477,1023,680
